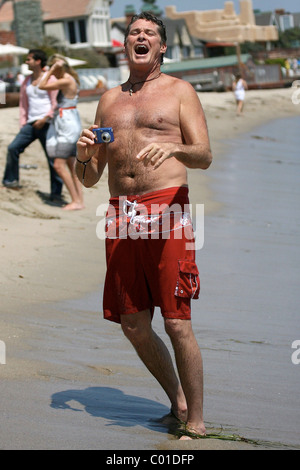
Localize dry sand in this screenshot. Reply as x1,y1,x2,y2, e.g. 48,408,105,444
0,87,298,450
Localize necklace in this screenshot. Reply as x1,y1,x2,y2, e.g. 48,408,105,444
128,72,161,96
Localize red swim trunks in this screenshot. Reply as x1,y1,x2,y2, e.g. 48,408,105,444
103,186,200,324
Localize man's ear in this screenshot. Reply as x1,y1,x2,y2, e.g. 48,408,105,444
160,43,167,54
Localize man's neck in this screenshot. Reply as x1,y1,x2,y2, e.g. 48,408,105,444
31,68,44,81
128,65,161,84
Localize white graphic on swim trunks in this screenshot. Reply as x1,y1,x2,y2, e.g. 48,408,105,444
96,202,204,250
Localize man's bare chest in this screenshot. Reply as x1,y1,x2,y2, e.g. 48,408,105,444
102,93,180,133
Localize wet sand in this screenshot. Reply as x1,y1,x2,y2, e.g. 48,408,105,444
0,87,299,450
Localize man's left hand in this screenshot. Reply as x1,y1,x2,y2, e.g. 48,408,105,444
136,142,174,169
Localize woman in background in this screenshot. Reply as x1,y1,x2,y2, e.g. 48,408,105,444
39,54,84,210
232,73,248,116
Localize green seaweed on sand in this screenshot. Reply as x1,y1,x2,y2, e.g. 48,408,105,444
178,426,259,445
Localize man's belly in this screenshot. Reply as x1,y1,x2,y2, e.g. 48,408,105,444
108,158,187,197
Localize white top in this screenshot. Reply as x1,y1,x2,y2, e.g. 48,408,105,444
234,79,245,101
26,75,51,123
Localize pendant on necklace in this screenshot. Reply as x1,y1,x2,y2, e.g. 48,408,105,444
129,88,133,96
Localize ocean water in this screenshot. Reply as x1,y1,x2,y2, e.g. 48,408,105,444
49,115,300,449
11,115,299,450
192,115,300,448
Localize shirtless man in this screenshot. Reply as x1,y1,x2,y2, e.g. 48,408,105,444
76,13,212,438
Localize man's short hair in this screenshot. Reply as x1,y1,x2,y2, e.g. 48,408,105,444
124,12,167,45
28,49,48,68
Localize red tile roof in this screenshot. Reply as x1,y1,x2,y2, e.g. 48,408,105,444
0,0,93,23
41,0,93,21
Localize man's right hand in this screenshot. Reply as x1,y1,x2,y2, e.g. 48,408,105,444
33,117,48,130
76,125,99,162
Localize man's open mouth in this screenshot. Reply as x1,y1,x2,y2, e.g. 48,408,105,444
134,44,149,55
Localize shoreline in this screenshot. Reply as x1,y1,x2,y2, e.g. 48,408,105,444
1,88,298,314
1,89,298,359
0,87,299,449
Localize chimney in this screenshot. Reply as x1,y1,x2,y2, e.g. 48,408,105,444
125,4,136,26
239,0,255,25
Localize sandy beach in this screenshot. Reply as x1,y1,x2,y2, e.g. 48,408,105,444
0,86,299,450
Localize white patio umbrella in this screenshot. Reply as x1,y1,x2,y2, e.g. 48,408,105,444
0,44,29,56
64,57,87,67
20,56,87,76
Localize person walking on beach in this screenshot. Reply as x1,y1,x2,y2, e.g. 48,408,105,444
39,54,83,211
76,12,212,439
232,73,248,116
2,49,63,199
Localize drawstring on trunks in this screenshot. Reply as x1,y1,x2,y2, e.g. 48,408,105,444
123,199,138,224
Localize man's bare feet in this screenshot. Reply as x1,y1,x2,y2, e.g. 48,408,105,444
179,425,206,440
62,202,85,211
171,407,188,424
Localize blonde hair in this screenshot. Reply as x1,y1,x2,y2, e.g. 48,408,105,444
48,53,80,85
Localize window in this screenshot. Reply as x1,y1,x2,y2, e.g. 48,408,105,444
279,14,294,31
181,46,190,58
68,21,76,44
194,46,204,58
67,19,87,45
165,45,180,61
79,19,87,43
90,3,110,46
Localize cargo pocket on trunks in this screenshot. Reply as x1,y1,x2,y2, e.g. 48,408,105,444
174,259,200,299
